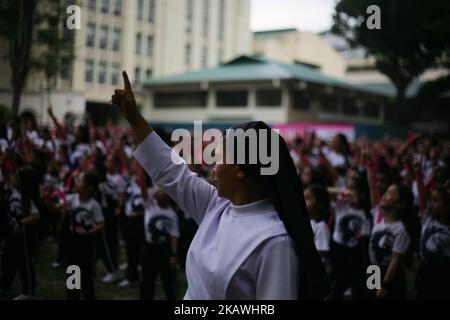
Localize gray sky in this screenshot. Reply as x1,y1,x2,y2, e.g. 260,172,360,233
250,0,336,32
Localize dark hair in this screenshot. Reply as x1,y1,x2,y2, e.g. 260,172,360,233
230,121,329,299
306,184,330,221
394,183,420,254
83,171,99,198
17,167,41,216
78,125,90,144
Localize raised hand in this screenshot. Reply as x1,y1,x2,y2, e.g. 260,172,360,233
111,71,152,143
112,71,140,122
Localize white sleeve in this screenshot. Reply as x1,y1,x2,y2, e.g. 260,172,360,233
133,132,221,225
392,228,410,255
30,200,39,215
314,223,330,252
170,212,180,238
254,235,298,300
92,201,104,223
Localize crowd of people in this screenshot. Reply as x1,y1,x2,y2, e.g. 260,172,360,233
0,106,449,300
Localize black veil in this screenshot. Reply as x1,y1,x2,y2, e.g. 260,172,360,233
228,121,330,299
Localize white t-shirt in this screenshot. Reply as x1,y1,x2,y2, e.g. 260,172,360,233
0,138,8,153
311,220,330,252
332,203,369,248
144,197,179,244
369,219,410,266
106,173,127,201
124,180,145,216
420,211,450,265
134,132,298,300
66,194,104,232
322,147,347,168
69,143,92,166
8,189,39,228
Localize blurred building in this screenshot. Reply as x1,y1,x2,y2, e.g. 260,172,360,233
253,28,346,79
141,55,392,127
319,31,447,84
0,0,251,125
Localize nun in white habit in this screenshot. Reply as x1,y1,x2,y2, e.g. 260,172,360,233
112,71,329,300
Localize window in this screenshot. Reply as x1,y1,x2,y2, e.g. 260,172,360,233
146,69,153,79
364,102,380,118
218,0,225,40
99,25,108,49
147,35,154,57
201,46,208,68
154,92,207,108
319,95,338,113
292,90,312,110
85,60,94,83
135,67,141,84
185,44,191,66
86,23,96,47
113,0,122,16
216,91,248,107
256,89,282,107
186,0,193,33
98,62,107,84
112,28,121,51
101,0,109,14
61,60,70,80
203,0,209,38
111,64,120,85
342,98,359,115
88,0,96,11
148,0,155,23
135,33,142,55
137,0,143,20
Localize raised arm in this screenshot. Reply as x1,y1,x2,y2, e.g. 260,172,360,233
112,71,221,224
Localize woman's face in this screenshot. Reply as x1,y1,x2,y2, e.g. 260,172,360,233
430,191,448,219
301,167,313,187
304,189,317,215
212,146,240,199
381,184,399,210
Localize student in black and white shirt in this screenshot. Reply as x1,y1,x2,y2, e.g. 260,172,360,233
328,182,370,300
118,173,145,288
416,188,450,299
0,167,40,300
65,171,104,300
369,184,412,299
304,185,331,258
140,187,179,300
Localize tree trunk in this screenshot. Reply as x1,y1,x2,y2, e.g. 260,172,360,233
11,81,23,117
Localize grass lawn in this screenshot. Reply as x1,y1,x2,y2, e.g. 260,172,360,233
1,239,187,300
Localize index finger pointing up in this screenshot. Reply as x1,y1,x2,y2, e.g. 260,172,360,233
122,71,131,91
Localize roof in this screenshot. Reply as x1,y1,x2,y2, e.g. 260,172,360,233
357,82,424,98
253,28,298,37
143,55,418,98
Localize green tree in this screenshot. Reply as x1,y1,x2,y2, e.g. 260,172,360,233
332,0,450,124
0,0,75,117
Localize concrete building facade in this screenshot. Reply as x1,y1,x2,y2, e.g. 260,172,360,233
0,0,251,125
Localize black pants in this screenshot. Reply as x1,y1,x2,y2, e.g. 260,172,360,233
123,216,144,282
328,241,367,300
95,229,118,273
97,206,119,272
416,262,450,299
140,243,177,300
66,232,96,300
56,225,70,265
0,227,36,295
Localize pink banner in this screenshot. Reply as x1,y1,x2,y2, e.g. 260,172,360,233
273,123,355,142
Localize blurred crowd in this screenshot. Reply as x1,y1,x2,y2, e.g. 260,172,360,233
0,108,449,300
